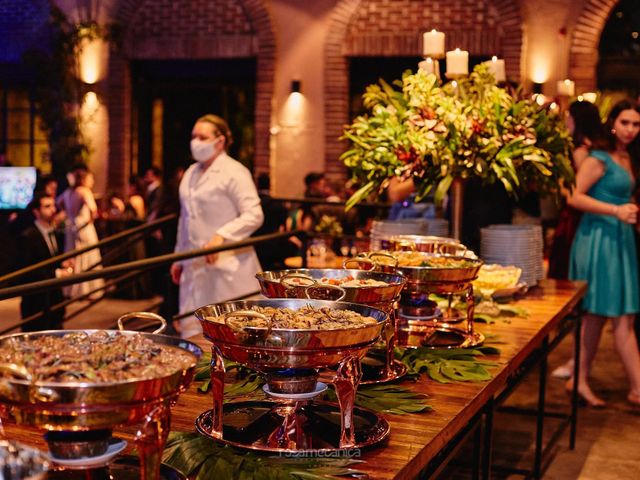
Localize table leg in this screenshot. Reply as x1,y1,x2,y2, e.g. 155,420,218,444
570,314,581,449
481,396,494,480
533,336,549,479
472,414,482,480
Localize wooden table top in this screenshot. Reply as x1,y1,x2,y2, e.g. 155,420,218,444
1,279,586,479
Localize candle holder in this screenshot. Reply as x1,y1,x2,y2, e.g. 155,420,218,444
418,55,444,82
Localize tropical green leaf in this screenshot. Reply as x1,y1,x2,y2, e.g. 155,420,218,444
324,384,431,414
399,346,499,383
163,432,365,480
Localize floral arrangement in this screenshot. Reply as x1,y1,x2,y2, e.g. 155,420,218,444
340,64,575,209
314,215,344,237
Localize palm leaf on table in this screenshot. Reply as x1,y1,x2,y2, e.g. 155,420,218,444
162,432,365,480
399,347,499,383
324,384,431,414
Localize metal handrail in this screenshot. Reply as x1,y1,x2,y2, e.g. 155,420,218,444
0,230,305,301
268,196,392,209
0,213,177,286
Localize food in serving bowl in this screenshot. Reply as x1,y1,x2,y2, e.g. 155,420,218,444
221,305,378,330
364,250,478,269
196,299,388,370
294,275,389,288
0,331,196,383
256,269,406,307
472,264,523,297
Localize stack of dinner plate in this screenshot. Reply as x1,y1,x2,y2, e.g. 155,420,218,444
480,224,544,286
370,218,450,250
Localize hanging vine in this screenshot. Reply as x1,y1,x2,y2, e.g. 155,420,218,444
21,1,119,176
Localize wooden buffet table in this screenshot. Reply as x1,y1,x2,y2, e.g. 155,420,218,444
1,280,586,479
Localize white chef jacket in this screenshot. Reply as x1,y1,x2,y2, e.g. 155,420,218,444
175,153,264,337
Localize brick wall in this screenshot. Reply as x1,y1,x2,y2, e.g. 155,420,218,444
0,0,48,63
569,0,618,94
107,0,275,191
324,0,522,181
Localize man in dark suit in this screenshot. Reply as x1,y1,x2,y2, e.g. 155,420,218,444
16,193,71,331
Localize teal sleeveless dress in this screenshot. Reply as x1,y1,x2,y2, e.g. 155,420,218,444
569,150,639,316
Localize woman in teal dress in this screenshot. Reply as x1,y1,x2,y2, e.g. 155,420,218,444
569,99,640,407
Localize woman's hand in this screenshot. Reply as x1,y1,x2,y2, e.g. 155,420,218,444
204,234,225,264
170,263,183,284
613,203,639,224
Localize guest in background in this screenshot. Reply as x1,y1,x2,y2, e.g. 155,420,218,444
549,100,604,280
253,173,289,270
568,99,640,407
58,169,105,299
170,114,263,338
144,166,164,222
16,193,73,331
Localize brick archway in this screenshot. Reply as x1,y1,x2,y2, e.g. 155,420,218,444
324,0,523,179
107,0,275,191
568,0,618,93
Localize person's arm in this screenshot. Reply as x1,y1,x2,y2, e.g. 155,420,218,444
387,177,415,203
567,155,638,223
78,186,99,219
215,168,264,242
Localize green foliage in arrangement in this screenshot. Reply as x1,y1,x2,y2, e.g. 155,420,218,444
162,432,365,480
341,65,575,209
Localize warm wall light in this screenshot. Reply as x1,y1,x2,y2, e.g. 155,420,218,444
532,82,544,94
77,37,109,84
582,92,597,103
291,80,301,94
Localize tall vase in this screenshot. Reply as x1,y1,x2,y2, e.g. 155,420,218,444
450,178,464,240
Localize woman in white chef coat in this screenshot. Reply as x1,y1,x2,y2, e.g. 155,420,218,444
170,114,264,337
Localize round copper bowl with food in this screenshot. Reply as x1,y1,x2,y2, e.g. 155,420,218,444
354,251,484,293
388,235,469,255
255,269,406,308
0,316,202,431
194,299,388,370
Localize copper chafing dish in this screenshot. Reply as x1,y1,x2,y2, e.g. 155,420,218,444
350,251,483,292
195,299,387,370
256,269,407,384
194,299,389,450
389,235,468,255
0,313,201,480
350,252,485,348
255,268,406,308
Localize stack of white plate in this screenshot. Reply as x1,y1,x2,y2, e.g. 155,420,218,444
480,224,544,286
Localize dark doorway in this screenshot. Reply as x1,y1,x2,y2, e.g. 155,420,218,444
131,59,256,179
598,0,640,95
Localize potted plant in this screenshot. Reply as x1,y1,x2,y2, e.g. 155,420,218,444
340,65,575,237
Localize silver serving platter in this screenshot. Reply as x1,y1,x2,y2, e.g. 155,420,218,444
194,299,388,370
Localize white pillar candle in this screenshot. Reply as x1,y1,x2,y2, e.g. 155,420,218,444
418,57,436,74
485,56,506,83
423,29,445,58
446,48,468,76
557,79,575,97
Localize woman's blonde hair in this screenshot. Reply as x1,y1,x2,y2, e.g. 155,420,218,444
196,114,233,148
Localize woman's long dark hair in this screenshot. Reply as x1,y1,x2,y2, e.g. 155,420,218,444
593,99,640,168
568,100,603,148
